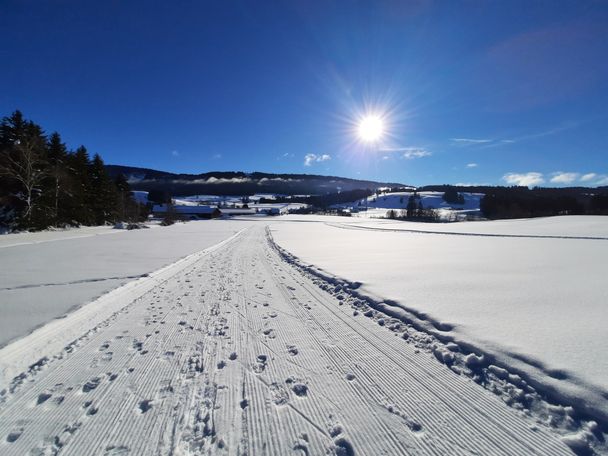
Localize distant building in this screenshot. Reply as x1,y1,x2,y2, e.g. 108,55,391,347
152,204,221,219
259,206,289,215
219,208,257,216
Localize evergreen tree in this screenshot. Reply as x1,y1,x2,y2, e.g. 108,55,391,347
43,132,69,226
65,146,93,225
443,187,465,205
406,195,417,218
0,111,150,230
89,154,117,225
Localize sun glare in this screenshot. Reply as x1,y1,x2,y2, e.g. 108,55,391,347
357,115,385,142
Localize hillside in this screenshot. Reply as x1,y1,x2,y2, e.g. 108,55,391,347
105,165,405,196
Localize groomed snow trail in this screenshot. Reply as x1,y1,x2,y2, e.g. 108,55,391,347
0,225,572,455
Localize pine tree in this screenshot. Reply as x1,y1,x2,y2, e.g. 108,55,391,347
89,154,117,225
406,195,417,218
65,145,93,225
43,132,69,226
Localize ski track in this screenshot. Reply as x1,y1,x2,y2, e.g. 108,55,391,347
0,225,573,455
324,221,608,241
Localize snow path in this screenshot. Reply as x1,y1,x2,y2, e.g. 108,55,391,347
0,220,252,347
0,225,572,455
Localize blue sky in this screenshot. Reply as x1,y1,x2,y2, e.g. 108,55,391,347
1,0,607,187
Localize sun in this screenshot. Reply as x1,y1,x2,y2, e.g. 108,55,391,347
357,115,385,142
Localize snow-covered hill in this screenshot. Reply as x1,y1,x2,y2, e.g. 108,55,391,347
333,191,483,219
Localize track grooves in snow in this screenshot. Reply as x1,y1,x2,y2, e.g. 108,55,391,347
0,225,574,455
325,221,608,241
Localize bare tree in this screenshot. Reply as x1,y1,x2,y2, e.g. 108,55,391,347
0,137,47,225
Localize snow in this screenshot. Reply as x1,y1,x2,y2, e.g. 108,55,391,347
0,225,119,249
346,214,608,238
0,223,578,454
335,191,483,219
271,215,608,424
0,219,255,347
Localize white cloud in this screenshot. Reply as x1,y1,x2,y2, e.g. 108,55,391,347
451,138,492,144
401,148,432,159
466,163,478,168
550,172,579,184
502,172,545,187
577,173,608,186
595,176,608,186
304,153,331,166
171,150,179,157
212,153,222,159
580,173,597,182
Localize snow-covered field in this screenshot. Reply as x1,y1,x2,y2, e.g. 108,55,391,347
0,215,606,454
271,216,608,425
0,220,255,347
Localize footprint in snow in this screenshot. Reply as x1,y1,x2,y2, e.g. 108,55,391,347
293,434,310,455
269,383,289,406
262,328,276,339
104,445,130,455
6,427,24,443
291,383,308,397
137,400,152,414
82,377,102,393
334,437,355,456
253,355,268,374
36,392,53,405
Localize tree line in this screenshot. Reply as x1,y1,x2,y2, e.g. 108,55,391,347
0,111,147,231
479,187,608,219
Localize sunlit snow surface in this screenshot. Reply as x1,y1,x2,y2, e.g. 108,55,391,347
0,214,606,453
271,215,608,421
0,220,257,347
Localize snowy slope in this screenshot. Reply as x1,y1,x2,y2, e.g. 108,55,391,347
0,226,576,455
353,191,483,211
271,215,608,427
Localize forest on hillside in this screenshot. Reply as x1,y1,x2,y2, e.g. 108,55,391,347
0,111,147,231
